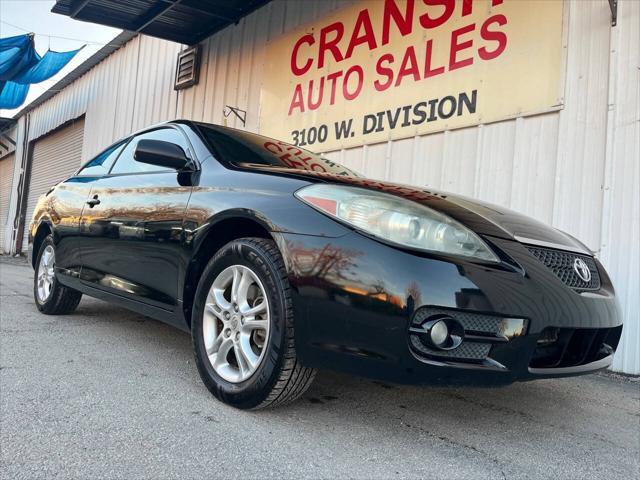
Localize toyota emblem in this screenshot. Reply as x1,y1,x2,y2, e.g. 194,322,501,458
573,258,592,283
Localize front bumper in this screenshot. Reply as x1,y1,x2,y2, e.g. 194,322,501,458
277,231,622,386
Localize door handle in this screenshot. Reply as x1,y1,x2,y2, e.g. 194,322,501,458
86,195,101,207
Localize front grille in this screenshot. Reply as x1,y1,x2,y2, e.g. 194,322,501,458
526,246,601,292
530,326,622,368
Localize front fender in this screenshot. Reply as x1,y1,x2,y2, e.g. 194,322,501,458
185,169,351,240
27,194,56,267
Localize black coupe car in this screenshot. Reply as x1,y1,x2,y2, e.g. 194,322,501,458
29,120,623,409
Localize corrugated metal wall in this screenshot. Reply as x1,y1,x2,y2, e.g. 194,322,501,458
0,153,15,253
2,117,26,254
600,0,639,374
4,0,638,373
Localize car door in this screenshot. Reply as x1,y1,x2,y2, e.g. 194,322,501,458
39,140,127,278
78,126,195,311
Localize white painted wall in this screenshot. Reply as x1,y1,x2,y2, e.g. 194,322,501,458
2,0,638,373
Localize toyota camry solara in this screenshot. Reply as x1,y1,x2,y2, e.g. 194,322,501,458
29,120,623,409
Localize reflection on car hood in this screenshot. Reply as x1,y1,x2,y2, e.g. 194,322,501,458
250,166,592,255
441,193,592,255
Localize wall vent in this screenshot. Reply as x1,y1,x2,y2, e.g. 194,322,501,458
174,46,201,90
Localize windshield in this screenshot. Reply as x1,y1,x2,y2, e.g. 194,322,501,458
196,123,360,177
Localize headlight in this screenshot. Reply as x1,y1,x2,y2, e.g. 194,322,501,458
295,184,499,262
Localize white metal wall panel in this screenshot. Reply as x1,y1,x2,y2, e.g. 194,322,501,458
509,115,560,225
603,0,640,374
24,119,85,247
81,43,130,162
28,67,92,144
0,153,15,253
130,37,180,133
553,0,612,251
108,37,144,143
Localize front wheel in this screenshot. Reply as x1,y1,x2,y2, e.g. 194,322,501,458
191,238,316,409
33,235,82,315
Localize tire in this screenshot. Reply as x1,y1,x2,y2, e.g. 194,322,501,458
191,237,316,409
33,235,82,315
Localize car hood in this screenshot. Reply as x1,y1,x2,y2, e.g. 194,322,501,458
250,166,592,255
438,193,592,255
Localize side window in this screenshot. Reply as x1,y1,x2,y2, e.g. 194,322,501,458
110,128,191,174
77,141,126,176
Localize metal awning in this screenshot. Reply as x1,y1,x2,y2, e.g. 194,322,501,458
51,0,273,46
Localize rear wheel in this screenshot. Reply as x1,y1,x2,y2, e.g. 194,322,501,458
191,238,316,409
33,235,82,315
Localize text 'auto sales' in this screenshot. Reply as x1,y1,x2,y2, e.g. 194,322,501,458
287,0,506,115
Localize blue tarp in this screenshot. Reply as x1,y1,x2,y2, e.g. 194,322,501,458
0,34,81,109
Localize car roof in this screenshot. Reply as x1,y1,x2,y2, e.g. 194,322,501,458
130,119,244,138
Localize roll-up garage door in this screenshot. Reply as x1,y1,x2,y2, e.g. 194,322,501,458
0,153,16,254
23,118,85,250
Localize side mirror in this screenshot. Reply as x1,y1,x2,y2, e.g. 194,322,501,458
134,139,191,170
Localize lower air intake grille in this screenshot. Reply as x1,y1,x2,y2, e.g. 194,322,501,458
526,246,601,292
530,325,622,368
408,307,506,363
410,336,490,360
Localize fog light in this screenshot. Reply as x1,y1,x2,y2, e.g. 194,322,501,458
429,320,449,347
421,315,464,351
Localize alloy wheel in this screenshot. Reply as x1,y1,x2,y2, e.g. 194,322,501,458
37,245,55,303
203,265,270,383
